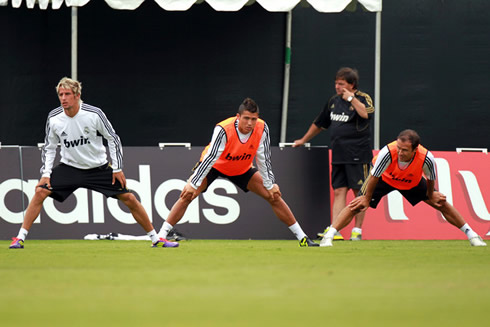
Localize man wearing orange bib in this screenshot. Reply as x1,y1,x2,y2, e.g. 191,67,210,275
158,98,319,246
320,129,486,247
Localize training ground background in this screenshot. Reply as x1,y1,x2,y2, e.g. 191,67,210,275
1,239,489,327
1,0,490,151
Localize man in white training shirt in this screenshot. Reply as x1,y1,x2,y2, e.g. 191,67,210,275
158,97,319,247
320,129,487,247
9,77,178,249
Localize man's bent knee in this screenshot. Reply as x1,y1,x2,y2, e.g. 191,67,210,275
118,193,140,206
34,186,51,201
179,194,194,206
266,194,284,207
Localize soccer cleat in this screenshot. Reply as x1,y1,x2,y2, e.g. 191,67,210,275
317,227,344,241
299,236,319,247
9,237,24,249
350,231,362,241
320,237,333,247
469,236,487,247
317,227,329,238
167,228,187,242
152,238,179,248
333,232,344,241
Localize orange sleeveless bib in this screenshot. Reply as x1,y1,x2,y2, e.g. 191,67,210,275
201,117,265,176
380,141,428,190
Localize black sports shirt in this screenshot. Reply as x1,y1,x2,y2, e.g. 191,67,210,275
314,90,374,164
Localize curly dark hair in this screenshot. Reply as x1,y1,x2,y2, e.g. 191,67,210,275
335,67,359,89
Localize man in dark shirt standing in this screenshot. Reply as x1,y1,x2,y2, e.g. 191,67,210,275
293,67,374,241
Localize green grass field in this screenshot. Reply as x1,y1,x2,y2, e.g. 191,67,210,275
1,239,488,326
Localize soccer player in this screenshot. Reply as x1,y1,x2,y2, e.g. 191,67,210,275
158,98,319,247
320,129,487,247
9,77,178,249
293,67,374,241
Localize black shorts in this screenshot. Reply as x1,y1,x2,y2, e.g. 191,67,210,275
202,166,258,193
331,163,370,190
365,177,429,209
41,163,129,202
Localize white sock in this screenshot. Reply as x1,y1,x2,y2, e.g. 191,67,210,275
325,226,337,239
460,223,478,239
158,221,174,239
16,228,28,241
288,222,307,241
147,229,159,243
352,227,362,234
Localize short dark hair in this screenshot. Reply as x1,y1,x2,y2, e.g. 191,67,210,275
238,97,259,114
335,67,359,89
397,129,420,150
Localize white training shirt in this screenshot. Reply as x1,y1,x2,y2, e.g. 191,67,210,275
189,119,275,190
41,102,123,177
371,145,437,180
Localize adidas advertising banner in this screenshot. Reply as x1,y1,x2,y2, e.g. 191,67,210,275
338,151,490,240
0,146,330,240
2,147,488,240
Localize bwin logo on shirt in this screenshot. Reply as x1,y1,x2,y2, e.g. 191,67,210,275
225,152,252,161
330,112,349,122
388,171,412,184
64,136,91,148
